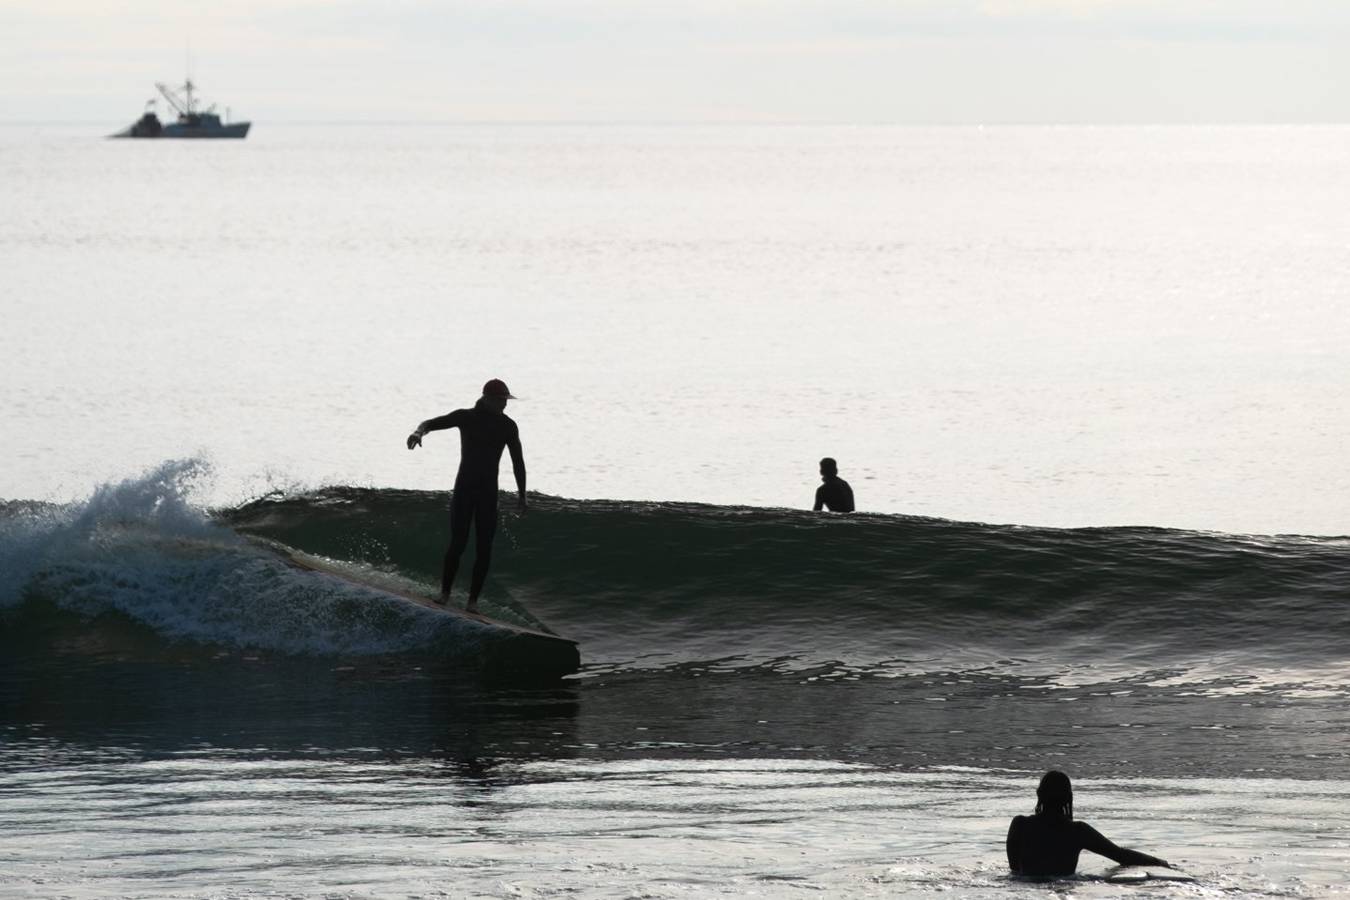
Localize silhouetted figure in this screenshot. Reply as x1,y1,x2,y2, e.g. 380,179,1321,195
813,457,855,512
1006,771,1171,877
407,379,527,613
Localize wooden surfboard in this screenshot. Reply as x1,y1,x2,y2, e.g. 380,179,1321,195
245,534,580,676
1104,865,1196,884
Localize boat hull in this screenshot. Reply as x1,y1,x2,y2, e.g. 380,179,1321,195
111,122,251,139
161,121,251,138
110,112,251,139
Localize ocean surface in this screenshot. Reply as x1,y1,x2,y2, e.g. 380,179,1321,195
3,124,1350,898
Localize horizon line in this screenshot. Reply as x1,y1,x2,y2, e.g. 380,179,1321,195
4,118,1349,128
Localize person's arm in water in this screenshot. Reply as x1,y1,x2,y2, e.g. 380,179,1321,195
841,480,855,512
406,411,464,449
507,425,527,512
1074,822,1171,868
813,485,825,512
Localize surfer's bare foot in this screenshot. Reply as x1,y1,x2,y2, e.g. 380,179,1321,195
466,600,480,614
435,593,449,606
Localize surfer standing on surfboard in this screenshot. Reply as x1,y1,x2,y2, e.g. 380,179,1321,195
406,379,527,613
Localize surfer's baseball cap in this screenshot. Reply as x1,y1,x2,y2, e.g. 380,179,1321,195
482,379,518,400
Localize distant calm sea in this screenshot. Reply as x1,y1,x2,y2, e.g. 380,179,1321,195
2,124,1349,898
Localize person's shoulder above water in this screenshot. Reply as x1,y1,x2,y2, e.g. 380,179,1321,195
813,457,856,513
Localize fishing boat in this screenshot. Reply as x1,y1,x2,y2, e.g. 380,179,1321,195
111,78,250,139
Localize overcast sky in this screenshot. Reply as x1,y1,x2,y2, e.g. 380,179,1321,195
4,0,1349,124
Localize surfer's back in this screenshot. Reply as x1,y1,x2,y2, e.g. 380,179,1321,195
1006,813,1086,876
420,401,522,489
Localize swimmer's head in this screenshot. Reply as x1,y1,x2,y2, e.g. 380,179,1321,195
819,457,838,478
1035,770,1073,820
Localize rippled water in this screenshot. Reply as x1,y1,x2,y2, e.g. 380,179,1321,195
5,123,1350,897
5,744,1347,898
3,123,1349,533
5,616,1350,898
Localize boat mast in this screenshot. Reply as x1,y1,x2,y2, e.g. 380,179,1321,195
155,82,188,116
154,79,199,117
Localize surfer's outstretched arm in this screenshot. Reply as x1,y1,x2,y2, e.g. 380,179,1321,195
1076,823,1170,868
406,411,464,450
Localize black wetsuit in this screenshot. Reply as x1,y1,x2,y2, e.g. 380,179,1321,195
1006,814,1169,876
417,400,526,599
814,476,855,512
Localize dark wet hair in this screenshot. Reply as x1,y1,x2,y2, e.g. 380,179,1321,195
819,457,838,474
1035,770,1073,821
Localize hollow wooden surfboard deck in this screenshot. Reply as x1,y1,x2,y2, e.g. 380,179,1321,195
244,534,579,665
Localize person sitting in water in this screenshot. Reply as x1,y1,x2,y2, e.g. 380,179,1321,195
1006,771,1172,876
812,457,855,513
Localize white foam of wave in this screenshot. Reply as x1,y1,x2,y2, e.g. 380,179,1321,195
1,459,484,656
1,458,216,607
